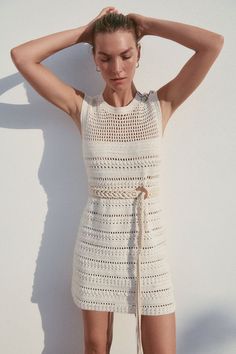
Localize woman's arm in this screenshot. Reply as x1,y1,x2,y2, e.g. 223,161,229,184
10,25,87,123
128,14,224,126
141,17,224,51
10,7,118,128
11,26,88,64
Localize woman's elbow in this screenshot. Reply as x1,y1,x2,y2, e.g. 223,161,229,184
10,48,21,64
215,34,224,50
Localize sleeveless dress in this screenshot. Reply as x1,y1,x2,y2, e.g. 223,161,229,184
71,89,176,354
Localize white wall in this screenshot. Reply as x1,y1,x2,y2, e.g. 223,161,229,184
1,0,235,353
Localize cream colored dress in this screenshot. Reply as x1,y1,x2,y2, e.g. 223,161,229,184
71,90,176,354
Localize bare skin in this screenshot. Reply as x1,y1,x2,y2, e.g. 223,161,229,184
82,310,176,354
141,312,176,354
10,5,224,354
82,310,114,354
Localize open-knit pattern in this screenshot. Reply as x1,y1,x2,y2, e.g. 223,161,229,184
71,90,176,354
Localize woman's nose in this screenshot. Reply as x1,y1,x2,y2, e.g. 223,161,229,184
112,59,122,73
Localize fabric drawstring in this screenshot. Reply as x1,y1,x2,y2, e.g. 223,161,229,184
135,189,148,354
88,185,159,354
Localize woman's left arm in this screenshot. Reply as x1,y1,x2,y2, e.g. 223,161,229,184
128,14,224,115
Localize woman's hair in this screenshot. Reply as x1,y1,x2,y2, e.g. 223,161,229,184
91,12,139,54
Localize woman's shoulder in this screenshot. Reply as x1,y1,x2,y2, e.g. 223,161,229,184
137,89,159,103
138,89,156,98
81,91,100,105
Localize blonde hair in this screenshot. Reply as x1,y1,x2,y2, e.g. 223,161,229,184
92,12,139,54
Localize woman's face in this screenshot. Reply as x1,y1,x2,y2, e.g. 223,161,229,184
93,30,140,91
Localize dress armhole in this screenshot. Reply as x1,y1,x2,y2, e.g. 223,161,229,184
149,90,163,137
80,93,90,137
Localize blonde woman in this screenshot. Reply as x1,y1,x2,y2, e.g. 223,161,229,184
11,6,224,354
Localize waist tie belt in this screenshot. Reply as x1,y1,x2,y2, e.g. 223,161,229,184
88,185,159,354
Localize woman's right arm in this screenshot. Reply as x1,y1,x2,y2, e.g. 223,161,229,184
10,25,89,131
10,6,118,132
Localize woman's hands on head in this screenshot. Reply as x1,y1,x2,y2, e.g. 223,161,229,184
126,13,147,41
79,7,147,45
80,7,120,45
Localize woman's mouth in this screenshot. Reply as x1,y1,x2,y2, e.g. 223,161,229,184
111,77,126,83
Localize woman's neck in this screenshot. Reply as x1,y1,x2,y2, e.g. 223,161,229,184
102,83,137,107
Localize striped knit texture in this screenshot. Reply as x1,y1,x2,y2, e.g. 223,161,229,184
71,90,176,318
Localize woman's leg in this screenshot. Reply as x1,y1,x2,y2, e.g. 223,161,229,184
82,309,114,354
141,312,176,354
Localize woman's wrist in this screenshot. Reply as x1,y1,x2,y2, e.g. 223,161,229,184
127,13,151,40
141,16,158,36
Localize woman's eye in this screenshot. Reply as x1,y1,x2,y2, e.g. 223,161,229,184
100,56,131,62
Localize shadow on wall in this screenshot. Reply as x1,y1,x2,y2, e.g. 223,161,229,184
177,307,236,354
0,43,103,354
1,43,236,353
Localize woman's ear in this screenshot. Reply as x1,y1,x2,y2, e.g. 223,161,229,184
92,48,97,65
92,47,95,59
137,43,141,61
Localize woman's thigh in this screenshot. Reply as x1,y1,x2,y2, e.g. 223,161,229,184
82,309,114,353
141,312,176,354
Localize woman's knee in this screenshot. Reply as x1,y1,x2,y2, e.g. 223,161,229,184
82,310,114,354
84,336,107,354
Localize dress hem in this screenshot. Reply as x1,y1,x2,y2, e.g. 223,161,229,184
72,294,176,316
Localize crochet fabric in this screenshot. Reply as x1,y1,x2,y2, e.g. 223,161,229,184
71,89,176,352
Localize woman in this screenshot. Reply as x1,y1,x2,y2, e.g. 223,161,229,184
11,6,224,354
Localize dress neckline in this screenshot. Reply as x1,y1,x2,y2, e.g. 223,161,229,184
98,91,141,113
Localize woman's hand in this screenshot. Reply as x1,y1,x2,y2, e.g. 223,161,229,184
80,7,119,45
126,13,147,41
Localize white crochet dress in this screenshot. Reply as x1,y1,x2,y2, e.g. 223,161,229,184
71,89,176,354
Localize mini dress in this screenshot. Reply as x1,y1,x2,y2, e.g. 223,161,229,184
71,89,176,354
